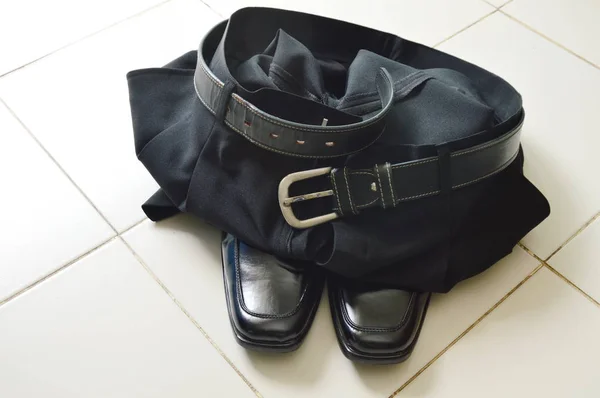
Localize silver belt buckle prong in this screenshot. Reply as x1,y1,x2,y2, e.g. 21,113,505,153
278,167,339,229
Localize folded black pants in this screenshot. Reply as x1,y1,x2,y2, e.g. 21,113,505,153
127,7,550,292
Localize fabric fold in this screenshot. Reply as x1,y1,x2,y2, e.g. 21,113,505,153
126,8,550,292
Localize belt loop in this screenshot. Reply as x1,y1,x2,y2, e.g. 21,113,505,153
214,80,236,122
374,162,395,208
330,168,357,215
436,145,452,194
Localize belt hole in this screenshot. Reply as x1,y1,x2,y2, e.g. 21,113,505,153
325,141,335,147
244,121,252,127
270,133,279,139
296,140,305,145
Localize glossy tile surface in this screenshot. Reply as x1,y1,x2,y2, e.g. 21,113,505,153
485,0,512,7
0,0,165,75
549,216,600,303
400,268,600,397
201,0,494,46
0,239,255,397
124,216,539,397
2,0,600,395
0,0,220,231
504,0,600,66
0,102,113,302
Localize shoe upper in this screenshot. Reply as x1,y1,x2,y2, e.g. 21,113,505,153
222,234,325,344
329,278,431,356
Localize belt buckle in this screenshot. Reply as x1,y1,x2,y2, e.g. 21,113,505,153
278,167,339,229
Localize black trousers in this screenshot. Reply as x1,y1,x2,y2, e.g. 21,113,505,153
127,8,549,292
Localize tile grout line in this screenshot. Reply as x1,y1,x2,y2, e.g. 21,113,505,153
196,0,225,18
0,98,149,306
0,212,261,393
388,15,560,391
433,9,498,48
0,236,118,308
0,216,148,308
481,0,512,9
0,214,261,395
545,211,600,262
518,242,600,307
497,0,514,10
120,217,149,236
118,236,263,398
1,98,119,235
0,0,175,79
0,0,514,313
389,261,545,397
2,2,594,393
499,10,600,71
544,263,600,308
390,237,597,397
517,241,545,263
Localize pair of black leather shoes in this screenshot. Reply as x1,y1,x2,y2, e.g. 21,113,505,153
221,234,431,363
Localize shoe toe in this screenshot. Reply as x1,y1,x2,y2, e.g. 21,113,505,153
233,307,310,344
330,279,431,364
222,234,324,351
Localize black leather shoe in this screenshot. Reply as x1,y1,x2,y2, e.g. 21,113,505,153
221,234,325,352
329,277,431,364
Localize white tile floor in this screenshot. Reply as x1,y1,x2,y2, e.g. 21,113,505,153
0,0,598,396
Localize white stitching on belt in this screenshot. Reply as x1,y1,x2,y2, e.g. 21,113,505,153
375,169,386,209
350,171,375,177
389,126,520,170
200,61,520,199
385,164,396,206
200,62,224,88
452,127,518,157
343,167,357,214
231,93,385,133
394,150,519,202
392,158,436,169
194,83,216,115
356,197,379,209
453,150,518,188
397,190,440,202
200,60,390,134
330,171,344,216
224,120,382,159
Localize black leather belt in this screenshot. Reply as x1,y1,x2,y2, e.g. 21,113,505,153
193,30,523,229
195,59,397,158
279,121,521,227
